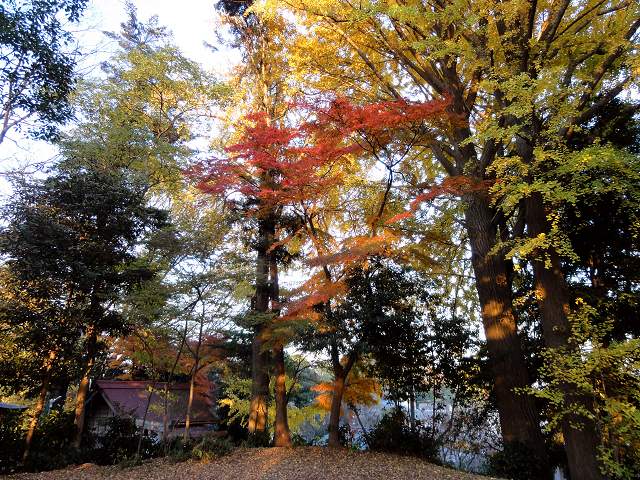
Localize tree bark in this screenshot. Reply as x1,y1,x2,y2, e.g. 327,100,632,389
184,366,197,440
247,217,273,439
273,343,292,446
525,193,604,480
328,349,356,448
185,311,205,441
328,369,347,448
248,328,270,436
23,350,56,463
271,257,291,447
73,323,97,449
464,192,550,474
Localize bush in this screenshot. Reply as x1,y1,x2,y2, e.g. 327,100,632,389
487,442,550,480
191,433,233,461
0,410,25,474
242,429,271,448
338,423,356,448
91,416,158,465
367,407,439,461
26,409,85,472
165,436,195,463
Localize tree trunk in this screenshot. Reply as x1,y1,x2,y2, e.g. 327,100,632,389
273,343,292,446
464,193,549,474
163,317,188,448
409,388,416,430
73,323,97,449
328,370,346,448
248,217,274,438
270,252,291,447
137,381,155,457
248,328,270,436
185,312,205,441
525,193,604,480
23,350,56,463
184,367,197,440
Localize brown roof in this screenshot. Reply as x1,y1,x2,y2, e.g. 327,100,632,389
94,380,216,426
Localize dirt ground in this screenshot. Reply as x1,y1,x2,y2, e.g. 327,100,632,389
5,447,500,480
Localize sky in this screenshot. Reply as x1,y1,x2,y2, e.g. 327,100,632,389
0,0,236,195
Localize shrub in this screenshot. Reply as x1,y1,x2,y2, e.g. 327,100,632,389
487,442,550,480
0,410,25,474
26,409,85,472
243,429,271,448
367,407,439,461
191,433,233,461
338,423,355,448
165,436,195,463
91,416,158,465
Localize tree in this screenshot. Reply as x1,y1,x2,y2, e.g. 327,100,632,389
213,0,298,446
0,0,87,144
0,162,168,454
267,1,639,476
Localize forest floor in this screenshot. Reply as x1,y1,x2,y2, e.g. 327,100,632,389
5,447,500,480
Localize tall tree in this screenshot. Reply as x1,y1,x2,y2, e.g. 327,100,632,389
212,0,296,445
0,0,87,144
268,1,639,476
0,163,167,452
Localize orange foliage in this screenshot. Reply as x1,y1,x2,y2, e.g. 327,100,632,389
187,96,451,217
312,365,382,413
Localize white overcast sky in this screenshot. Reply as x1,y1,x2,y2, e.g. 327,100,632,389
0,0,235,195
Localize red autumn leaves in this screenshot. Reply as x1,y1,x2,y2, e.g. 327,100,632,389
188,96,453,215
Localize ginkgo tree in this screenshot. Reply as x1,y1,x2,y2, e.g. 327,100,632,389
261,1,640,477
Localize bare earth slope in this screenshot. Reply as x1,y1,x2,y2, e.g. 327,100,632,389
6,447,499,480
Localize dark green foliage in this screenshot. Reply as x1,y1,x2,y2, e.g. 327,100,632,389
338,423,355,448
0,409,90,473
0,164,169,395
92,416,157,465
0,410,24,474
215,0,254,16
487,442,551,480
367,408,439,462
0,0,88,141
26,410,83,472
165,436,196,463
244,430,271,448
191,434,234,461
165,433,233,463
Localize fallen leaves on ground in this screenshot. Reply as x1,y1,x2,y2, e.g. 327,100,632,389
4,447,501,480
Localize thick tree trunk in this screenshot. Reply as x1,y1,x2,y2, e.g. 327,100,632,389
248,328,270,436
73,323,97,449
23,350,56,463
273,344,292,447
248,218,273,438
525,193,604,480
271,256,291,447
464,193,549,474
328,370,346,448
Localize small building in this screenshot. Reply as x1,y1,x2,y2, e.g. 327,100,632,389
0,402,28,416
85,380,218,438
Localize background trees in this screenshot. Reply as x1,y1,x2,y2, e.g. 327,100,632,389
0,0,87,144
0,1,638,478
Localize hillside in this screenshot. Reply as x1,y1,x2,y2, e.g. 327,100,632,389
6,447,499,480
